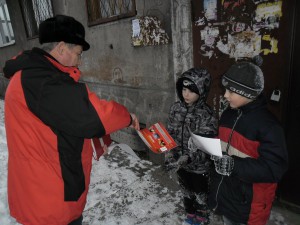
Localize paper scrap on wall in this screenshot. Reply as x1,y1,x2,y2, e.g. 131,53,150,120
131,16,169,47
228,31,261,59
254,1,282,30
261,34,278,55
204,0,217,21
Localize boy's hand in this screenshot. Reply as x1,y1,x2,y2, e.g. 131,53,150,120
212,154,234,176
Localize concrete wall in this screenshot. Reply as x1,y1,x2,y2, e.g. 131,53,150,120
0,0,193,164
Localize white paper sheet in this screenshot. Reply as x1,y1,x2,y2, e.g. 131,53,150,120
189,131,222,157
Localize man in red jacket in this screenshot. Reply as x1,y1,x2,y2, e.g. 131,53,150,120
3,15,139,225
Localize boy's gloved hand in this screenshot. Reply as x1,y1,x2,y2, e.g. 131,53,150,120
164,162,177,172
211,154,234,176
177,155,189,167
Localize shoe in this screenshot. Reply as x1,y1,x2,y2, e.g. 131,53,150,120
183,213,196,225
195,211,210,225
195,216,209,224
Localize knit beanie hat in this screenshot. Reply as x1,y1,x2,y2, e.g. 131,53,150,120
39,15,90,51
222,57,264,99
182,79,199,95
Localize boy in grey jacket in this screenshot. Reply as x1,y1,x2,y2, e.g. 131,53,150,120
165,68,218,225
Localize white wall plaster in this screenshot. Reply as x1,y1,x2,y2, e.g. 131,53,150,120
171,0,194,92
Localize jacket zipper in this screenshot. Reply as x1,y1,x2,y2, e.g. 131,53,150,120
181,107,189,155
213,109,243,211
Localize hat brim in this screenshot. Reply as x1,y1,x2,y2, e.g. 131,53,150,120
73,37,90,51
222,76,260,99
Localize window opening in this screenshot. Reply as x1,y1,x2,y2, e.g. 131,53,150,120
86,0,136,26
0,0,15,47
19,0,53,38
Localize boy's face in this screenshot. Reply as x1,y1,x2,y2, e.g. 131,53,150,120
182,87,199,106
224,89,252,109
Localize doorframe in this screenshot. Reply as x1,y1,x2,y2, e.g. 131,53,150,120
278,0,300,209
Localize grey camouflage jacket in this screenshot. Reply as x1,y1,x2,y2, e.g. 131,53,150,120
165,68,218,174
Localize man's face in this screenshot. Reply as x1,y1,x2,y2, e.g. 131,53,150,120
60,43,83,67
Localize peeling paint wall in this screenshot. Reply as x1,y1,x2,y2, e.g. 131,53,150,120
171,0,194,78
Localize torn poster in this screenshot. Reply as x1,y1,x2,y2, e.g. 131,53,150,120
131,16,169,46
261,34,278,55
254,1,282,30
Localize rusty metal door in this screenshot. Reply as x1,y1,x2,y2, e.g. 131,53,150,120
191,0,293,120
279,0,300,207
191,0,298,206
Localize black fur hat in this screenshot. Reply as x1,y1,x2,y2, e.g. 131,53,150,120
39,15,90,51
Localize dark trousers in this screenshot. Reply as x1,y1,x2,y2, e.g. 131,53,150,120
223,216,247,225
177,168,209,214
68,215,83,225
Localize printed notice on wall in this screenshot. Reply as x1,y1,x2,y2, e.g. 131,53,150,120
132,19,141,38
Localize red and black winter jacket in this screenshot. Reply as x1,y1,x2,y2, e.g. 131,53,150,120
4,48,131,225
208,95,288,225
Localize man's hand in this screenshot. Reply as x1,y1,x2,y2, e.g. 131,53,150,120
211,154,234,176
102,144,109,155
129,113,140,130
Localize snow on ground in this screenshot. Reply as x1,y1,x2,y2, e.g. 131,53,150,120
0,100,13,225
